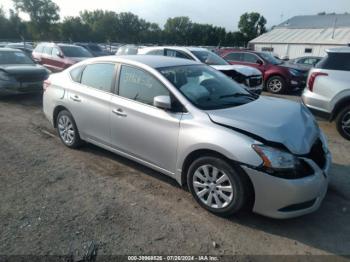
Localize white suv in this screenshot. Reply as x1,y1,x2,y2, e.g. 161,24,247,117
302,47,350,140
138,46,263,95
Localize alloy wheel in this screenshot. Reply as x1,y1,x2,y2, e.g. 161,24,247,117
58,115,75,145
341,111,350,137
192,164,234,209
268,79,282,93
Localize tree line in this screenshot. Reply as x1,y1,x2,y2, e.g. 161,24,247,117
0,0,267,46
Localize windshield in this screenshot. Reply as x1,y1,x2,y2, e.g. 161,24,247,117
60,46,92,58
88,44,103,52
0,51,34,65
191,50,229,66
158,65,256,110
259,52,282,65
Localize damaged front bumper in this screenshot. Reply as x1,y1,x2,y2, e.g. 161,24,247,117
241,147,331,219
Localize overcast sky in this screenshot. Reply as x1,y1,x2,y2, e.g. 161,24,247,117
1,0,349,31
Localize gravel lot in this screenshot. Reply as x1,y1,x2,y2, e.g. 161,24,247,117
0,92,349,259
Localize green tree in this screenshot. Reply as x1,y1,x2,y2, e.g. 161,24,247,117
12,0,60,39
164,16,192,44
60,16,91,42
238,12,267,45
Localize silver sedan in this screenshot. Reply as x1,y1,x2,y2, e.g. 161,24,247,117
43,55,331,219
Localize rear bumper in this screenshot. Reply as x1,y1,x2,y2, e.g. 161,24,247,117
242,151,331,219
302,89,332,119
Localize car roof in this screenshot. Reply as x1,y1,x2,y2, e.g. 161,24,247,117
140,46,209,52
87,55,202,68
327,47,350,53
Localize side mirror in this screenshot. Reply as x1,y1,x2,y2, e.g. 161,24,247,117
256,59,263,65
153,95,171,110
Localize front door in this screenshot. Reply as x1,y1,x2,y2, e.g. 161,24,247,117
110,64,182,173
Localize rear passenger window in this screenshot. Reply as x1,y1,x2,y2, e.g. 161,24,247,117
146,49,164,56
35,44,44,53
119,65,169,106
70,66,84,82
165,49,191,60
224,52,242,61
44,46,53,55
317,53,350,71
81,63,115,92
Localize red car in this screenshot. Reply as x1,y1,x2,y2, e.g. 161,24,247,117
218,49,309,94
32,43,93,72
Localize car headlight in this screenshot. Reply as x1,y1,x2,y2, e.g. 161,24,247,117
289,68,302,77
0,71,12,81
252,144,300,171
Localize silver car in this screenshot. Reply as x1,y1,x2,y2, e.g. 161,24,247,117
43,55,331,219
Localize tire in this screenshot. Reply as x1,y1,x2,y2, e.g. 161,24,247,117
187,156,251,217
266,76,286,94
56,110,82,148
336,105,350,140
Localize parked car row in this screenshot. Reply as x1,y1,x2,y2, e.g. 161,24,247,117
216,49,310,94
138,46,264,95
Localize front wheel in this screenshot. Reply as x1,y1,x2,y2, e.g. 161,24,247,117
187,156,251,217
266,76,286,94
336,105,350,140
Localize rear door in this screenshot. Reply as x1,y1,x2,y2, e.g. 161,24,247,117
50,47,66,72
67,63,117,145
42,46,53,71
110,64,182,173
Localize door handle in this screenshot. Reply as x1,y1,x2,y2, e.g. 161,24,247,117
70,95,81,102
112,108,127,117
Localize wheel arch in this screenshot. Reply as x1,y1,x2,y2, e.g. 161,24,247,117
265,73,285,85
53,105,70,128
181,149,255,209
331,96,350,121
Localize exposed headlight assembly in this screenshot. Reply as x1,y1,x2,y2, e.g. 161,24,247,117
252,144,300,171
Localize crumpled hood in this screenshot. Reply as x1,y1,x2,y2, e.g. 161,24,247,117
211,64,262,77
206,96,319,155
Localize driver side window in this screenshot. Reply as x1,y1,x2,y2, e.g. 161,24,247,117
118,65,170,106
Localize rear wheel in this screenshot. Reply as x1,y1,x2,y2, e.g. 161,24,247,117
266,76,286,94
336,105,350,140
187,156,251,217
56,110,82,148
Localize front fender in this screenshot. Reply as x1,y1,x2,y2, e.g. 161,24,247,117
175,113,263,183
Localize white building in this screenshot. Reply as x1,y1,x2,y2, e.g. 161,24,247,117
250,14,350,59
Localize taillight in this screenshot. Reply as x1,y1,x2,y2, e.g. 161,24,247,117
43,80,51,92
307,72,328,92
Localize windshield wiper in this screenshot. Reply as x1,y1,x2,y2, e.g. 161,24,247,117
219,93,256,99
